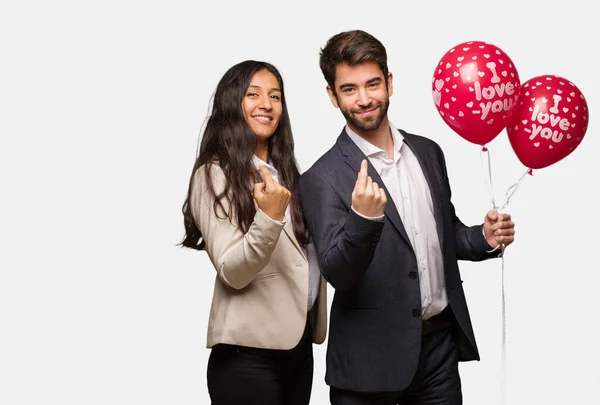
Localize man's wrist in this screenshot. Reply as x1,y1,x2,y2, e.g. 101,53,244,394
351,206,384,221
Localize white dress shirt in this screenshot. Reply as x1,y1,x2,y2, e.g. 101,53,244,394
346,123,447,320
252,155,321,311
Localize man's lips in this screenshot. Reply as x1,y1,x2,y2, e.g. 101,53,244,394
354,106,379,116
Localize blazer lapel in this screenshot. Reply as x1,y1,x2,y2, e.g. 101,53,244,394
282,222,307,261
402,132,445,249
337,131,414,251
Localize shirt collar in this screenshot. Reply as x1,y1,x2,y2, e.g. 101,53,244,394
252,155,278,177
345,121,405,160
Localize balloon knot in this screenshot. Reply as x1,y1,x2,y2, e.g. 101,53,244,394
481,146,488,152
528,169,533,176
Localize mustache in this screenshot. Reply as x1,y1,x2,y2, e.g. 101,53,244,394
351,102,381,114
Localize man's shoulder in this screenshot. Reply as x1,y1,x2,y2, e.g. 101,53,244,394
397,128,447,162
398,128,441,151
301,141,344,177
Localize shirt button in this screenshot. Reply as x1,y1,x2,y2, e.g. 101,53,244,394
266,241,274,247
409,271,417,280
412,309,420,317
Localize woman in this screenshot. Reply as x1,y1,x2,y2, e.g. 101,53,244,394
180,60,327,405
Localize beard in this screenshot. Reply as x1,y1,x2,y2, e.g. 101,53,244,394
340,98,389,132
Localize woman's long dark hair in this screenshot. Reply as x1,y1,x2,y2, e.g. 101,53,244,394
180,60,308,250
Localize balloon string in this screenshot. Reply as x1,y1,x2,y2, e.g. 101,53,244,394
480,146,532,405
479,146,532,210
497,168,532,211
499,239,506,405
479,146,506,405
480,146,497,210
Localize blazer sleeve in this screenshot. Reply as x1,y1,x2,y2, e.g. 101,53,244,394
299,169,384,291
190,164,286,289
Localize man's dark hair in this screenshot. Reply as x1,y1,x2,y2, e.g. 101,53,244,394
319,30,389,96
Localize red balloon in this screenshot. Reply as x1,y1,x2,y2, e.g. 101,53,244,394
432,41,521,146
507,75,589,169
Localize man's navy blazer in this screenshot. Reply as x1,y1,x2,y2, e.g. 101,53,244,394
299,127,500,392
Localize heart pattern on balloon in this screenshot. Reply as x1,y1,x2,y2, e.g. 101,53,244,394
432,41,521,146
507,75,589,169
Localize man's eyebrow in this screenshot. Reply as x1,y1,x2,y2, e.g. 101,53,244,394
366,77,382,84
338,77,382,89
339,82,355,90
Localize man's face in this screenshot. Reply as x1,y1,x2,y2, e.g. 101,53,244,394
327,61,393,134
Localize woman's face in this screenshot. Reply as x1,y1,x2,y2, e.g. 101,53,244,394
241,69,282,143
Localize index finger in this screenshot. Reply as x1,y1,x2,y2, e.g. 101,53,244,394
259,165,275,185
356,159,368,189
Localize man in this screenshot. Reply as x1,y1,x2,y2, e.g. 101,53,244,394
299,30,516,405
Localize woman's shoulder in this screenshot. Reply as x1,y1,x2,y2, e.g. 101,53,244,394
194,160,226,185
